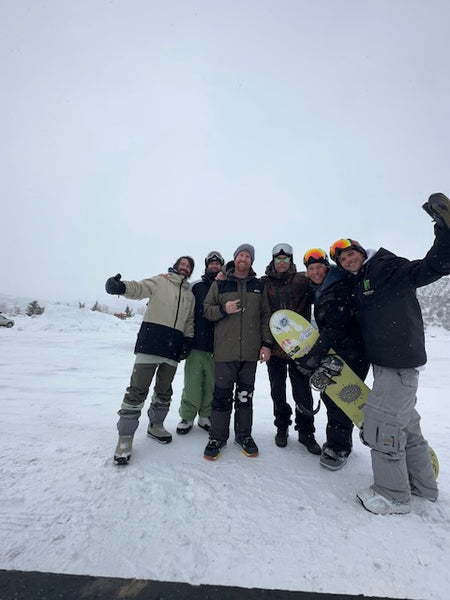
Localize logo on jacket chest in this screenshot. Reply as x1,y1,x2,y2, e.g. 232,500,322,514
362,279,374,296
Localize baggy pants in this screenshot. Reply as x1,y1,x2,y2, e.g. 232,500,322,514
362,365,438,503
179,349,215,421
116,361,177,436
209,361,257,443
266,355,315,435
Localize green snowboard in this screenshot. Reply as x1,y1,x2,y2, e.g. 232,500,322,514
269,309,439,479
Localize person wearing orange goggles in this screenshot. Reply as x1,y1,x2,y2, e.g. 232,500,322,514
330,192,450,515
298,248,369,471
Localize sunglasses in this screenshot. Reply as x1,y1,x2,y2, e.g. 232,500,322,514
274,256,291,264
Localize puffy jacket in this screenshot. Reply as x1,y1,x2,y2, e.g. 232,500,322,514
350,225,450,368
123,271,195,362
203,264,273,362
262,262,312,358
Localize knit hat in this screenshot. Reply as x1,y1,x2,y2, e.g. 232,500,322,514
233,244,255,263
205,250,225,268
173,256,195,275
303,248,330,268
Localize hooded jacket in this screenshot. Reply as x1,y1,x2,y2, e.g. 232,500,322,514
350,225,450,368
203,261,273,362
122,271,195,362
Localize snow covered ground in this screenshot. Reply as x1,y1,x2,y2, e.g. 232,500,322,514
0,299,449,600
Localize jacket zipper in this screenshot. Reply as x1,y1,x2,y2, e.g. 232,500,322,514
174,279,183,328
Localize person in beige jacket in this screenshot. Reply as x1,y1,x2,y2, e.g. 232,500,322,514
106,256,195,465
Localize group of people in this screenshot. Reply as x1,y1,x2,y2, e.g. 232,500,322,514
106,193,450,515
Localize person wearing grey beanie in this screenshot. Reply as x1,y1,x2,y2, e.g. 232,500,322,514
202,242,273,460
233,244,255,263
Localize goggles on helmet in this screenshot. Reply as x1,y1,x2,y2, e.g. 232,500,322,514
303,248,329,267
329,239,362,262
205,251,224,266
272,243,293,257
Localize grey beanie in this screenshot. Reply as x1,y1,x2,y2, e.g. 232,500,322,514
233,243,255,263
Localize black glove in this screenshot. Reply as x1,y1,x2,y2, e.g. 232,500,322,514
294,353,321,377
105,273,126,295
178,338,193,361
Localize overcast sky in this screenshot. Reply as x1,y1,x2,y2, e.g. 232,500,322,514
2,0,450,304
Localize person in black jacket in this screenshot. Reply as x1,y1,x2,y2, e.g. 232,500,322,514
329,192,450,515
296,248,368,470
176,251,225,435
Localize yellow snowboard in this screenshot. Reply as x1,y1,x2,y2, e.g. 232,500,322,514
270,309,439,479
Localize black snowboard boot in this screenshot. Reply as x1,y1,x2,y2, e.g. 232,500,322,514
275,427,288,448
298,433,321,455
235,435,259,457
203,439,227,461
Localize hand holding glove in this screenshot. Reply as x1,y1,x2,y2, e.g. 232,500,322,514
105,273,126,295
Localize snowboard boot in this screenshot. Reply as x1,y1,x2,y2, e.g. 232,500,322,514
422,192,450,230
275,427,288,448
198,416,211,432
298,433,321,455
203,439,227,461
147,423,172,444
320,446,348,471
176,419,193,435
234,435,259,457
357,487,410,515
114,435,133,465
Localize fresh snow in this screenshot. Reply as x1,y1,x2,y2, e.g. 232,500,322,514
1,299,449,600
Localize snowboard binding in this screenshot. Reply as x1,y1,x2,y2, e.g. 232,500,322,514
310,355,344,391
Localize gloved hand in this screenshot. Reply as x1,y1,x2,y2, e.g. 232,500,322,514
178,338,193,361
105,273,126,295
294,353,321,377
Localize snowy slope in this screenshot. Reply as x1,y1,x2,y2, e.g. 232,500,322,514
0,300,449,600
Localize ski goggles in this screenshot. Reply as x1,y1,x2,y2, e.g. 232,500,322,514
274,256,291,264
303,248,329,267
205,252,224,266
329,238,362,262
272,243,293,257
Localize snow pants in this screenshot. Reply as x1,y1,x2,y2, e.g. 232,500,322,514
362,365,438,503
117,361,177,436
322,357,369,455
209,361,257,443
178,349,215,421
266,356,316,436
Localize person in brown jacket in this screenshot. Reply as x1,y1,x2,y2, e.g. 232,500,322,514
203,244,273,460
262,243,321,454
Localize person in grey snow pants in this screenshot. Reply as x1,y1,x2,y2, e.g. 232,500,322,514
330,193,450,514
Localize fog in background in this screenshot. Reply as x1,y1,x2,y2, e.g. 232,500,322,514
2,0,449,305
